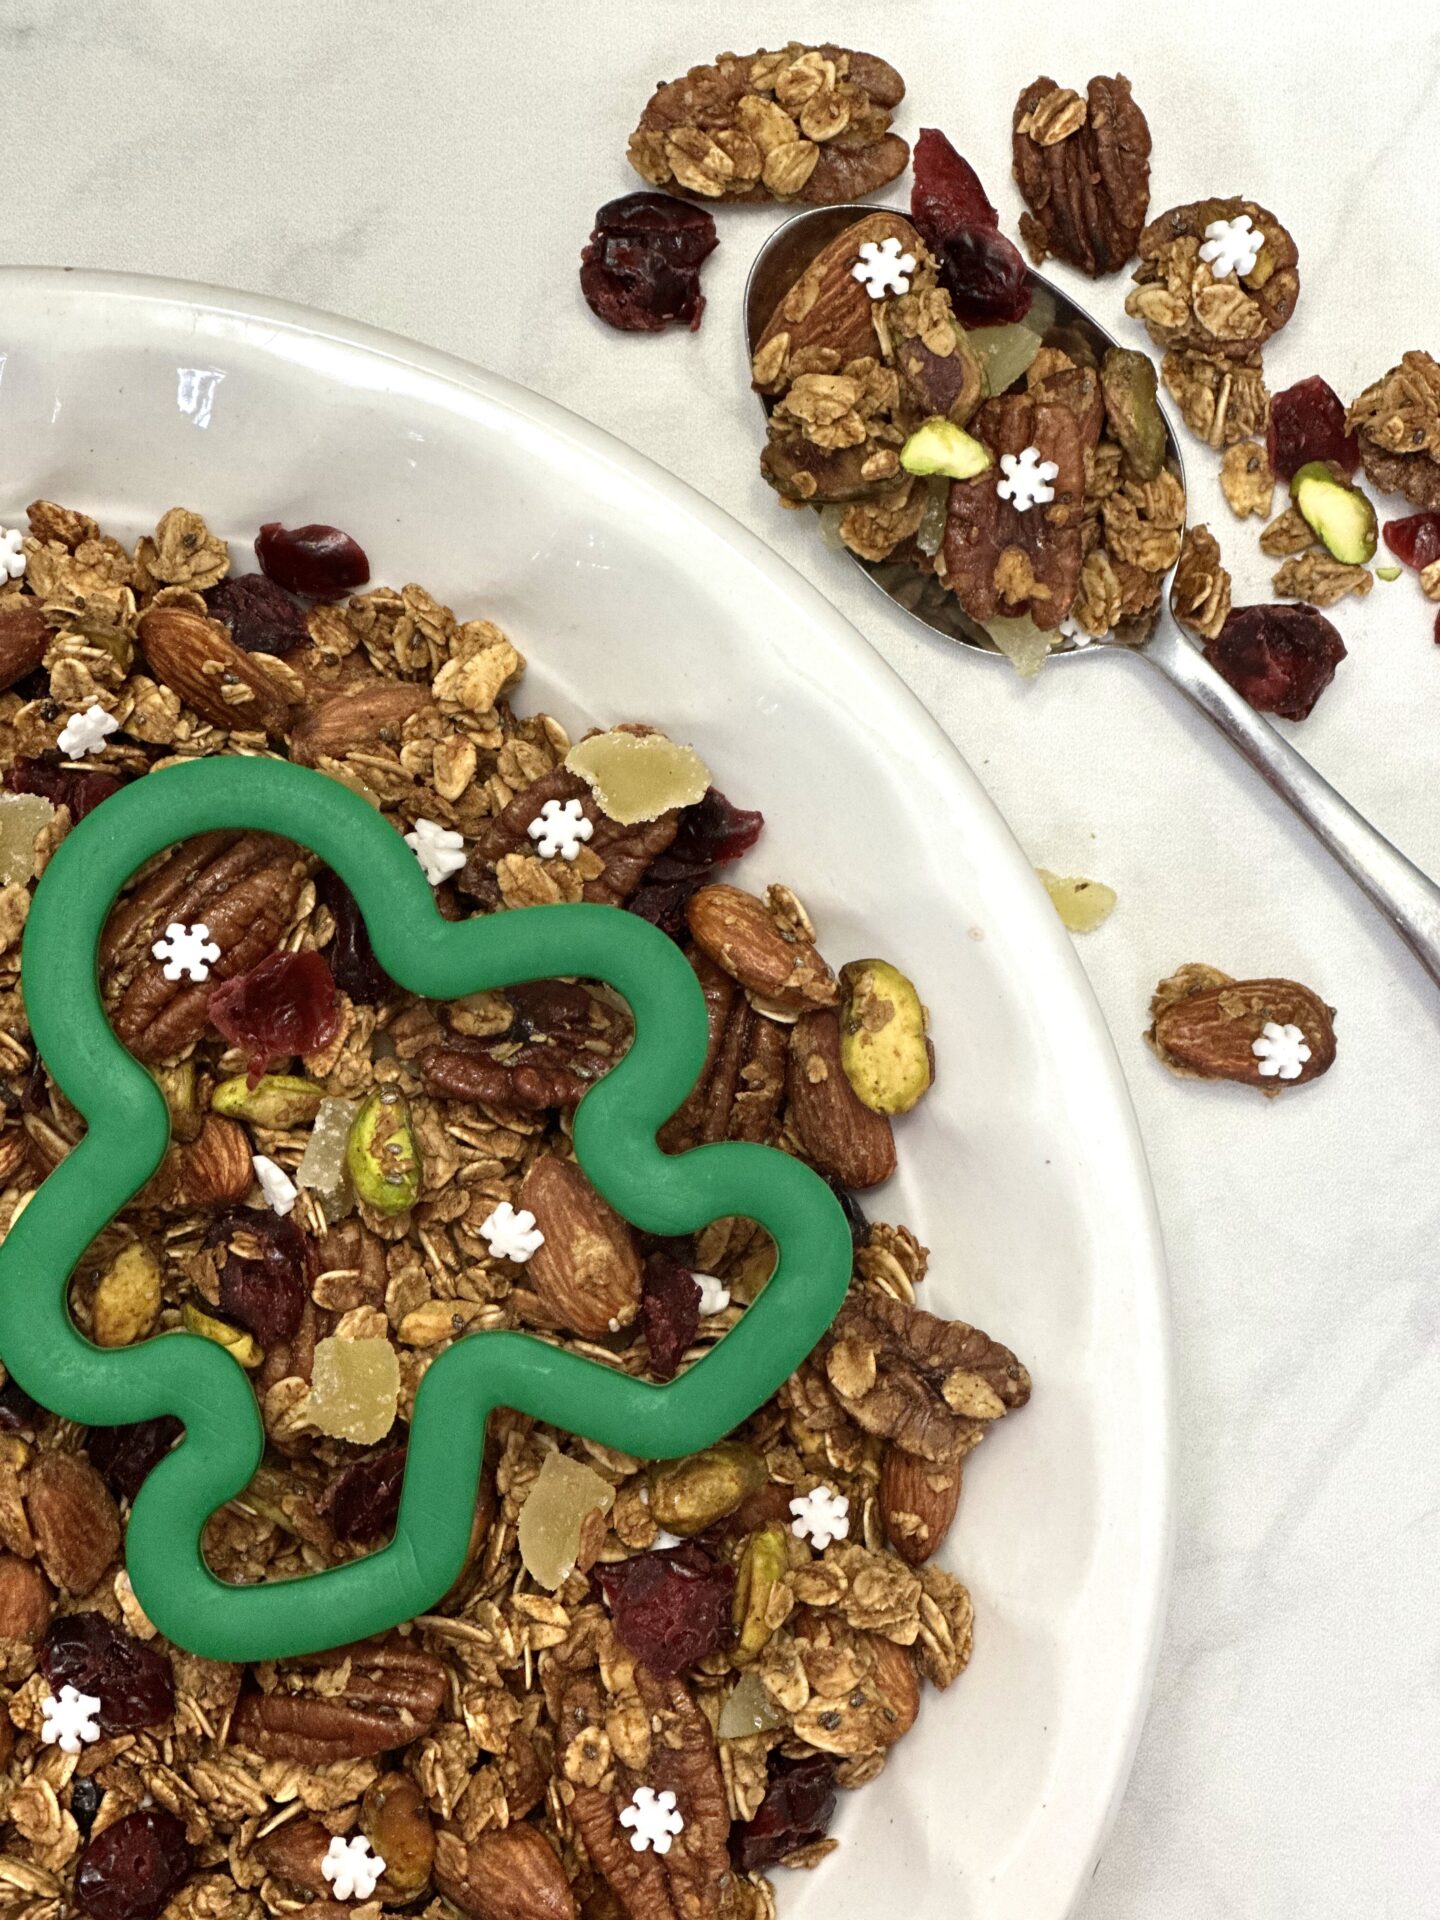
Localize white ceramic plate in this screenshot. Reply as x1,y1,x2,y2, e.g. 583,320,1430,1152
0,268,1171,1920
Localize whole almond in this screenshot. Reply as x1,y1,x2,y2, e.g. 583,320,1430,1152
145,1114,254,1210
292,683,436,765
880,1447,962,1566
253,1819,332,1896
0,602,50,691
787,1009,896,1189
752,211,929,387
136,604,296,734
687,884,836,1011
26,1452,121,1595
1147,965,1337,1091
435,1825,576,1920
0,1551,53,1641
514,1157,642,1339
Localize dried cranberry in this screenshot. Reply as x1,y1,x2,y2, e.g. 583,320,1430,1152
0,1374,43,1431
325,1444,407,1541
1204,602,1347,722
70,1775,102,1836
87,1417,183,1503
1266,376,1360,483
75,1806,193,1920
910,129,1031,327
6,756,125,821
580,192,718,334
204,572,310,654
1383,511,1440,573
208,1208,311,1346
596,1541,734,1675
911,127,1000,237
43,1613,175,1733
730,1754,838,1871
315,869,389,1003
640,1251,701,1380
628,787,764,938
255,522,369,600
822,1174,871,1249
208,950,341,1084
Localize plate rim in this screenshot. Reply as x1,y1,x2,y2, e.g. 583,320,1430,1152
0,261,1174,1919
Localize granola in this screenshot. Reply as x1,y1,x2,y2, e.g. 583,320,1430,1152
628,44,908,206
1126,197,1300,358
1345,350,1440,510
0,501,1030,1916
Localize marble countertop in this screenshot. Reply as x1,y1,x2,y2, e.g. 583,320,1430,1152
6,1,1438,1913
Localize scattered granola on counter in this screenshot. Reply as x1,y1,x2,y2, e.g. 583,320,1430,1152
1345,349,1440,510
627,42,908,206
0,498,1030,1917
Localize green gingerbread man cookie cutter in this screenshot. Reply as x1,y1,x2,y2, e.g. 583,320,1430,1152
0,757,851,1662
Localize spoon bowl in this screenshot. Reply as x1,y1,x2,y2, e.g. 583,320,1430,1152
742,202,1181,661
742,203,1440,986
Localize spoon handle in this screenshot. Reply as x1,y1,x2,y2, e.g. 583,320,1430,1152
1141,615,1440,988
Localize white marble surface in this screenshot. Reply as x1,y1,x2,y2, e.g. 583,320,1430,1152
5,2,1439,1913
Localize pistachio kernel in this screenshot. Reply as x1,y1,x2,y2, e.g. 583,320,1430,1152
647,1442,768,1536
346,1087,422,1214
212,1072,326,1129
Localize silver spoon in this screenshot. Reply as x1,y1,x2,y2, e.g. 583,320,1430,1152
745,204,1440,989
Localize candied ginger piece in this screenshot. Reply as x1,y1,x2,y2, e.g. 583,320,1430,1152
1036,868,1117,932
566,730,711,825
517,1449,616,1591
308,1335,400,1445
718,1670,783,1740
985,616,1055,678
0,792,55,885
297,1097,358,1219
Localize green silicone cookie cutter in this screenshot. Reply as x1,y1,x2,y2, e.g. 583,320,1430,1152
0,757,851,1662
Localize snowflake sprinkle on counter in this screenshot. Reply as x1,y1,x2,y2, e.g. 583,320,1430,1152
1199,213,1263,279
320,1835,385,1902
151,921,221,982
0,528,25,581
252,1153,298,1217
527,797,594,861
40,1684,102,1754
405,817,466,885
1251,1020,1311,1081
789,1484,851,1551
57,702,119,758
996,446,1059,512
480,1200,545,1263
620,1786,685,1855
851,235,916,299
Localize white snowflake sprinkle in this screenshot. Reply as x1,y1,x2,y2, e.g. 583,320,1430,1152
527,797,594,861
1198,213,1264,280
1251,1020,1311,1081
40,1685,102,1754
619,1786,685,1856
479,1200,545,1263
252,1153,298,1217
1058,613,1093,649
151,921,221,982
996,446,1060,513
320,1835,386,1902
693,1271,730,1315
0,528,26,582
652,1528,684,1550
789,1484,851,1551
57,702,119,759
851,235,917,299
405,817,466,886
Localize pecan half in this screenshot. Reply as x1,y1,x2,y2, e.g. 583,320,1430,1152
661,954,788,1152
801,1290,1030,1464
230,1640,447,1761
101,831,307,1063
422,980,632,1115
628,44,906,208
458,768,678,910
1013,73,1151,276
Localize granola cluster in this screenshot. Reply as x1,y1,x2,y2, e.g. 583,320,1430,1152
0,503,1029,1918
627,43,908,207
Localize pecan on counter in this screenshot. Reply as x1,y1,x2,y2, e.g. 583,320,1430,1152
1345,350,1440,510
937,374,1096,630
627,42,907,207
1127,197,1300,358
1012,73,1152,276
